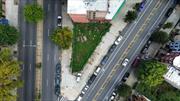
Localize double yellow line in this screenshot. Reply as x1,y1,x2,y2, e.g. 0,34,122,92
93,0,163,100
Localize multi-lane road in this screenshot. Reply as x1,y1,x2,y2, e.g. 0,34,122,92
41,0,62,101
82,0,174,101
18,0,37,101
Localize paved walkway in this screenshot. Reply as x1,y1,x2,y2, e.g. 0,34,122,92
60,0,142,100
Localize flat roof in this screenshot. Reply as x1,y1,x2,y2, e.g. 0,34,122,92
67,0,125,20
164,66,180,89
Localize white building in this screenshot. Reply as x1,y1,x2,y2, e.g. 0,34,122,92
67,0,126,23
164,65,180,90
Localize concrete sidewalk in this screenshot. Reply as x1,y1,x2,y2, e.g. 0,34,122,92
60,0,142,100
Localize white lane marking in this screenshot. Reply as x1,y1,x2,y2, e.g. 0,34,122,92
29,64,31,71
23,40,25,47
30,40,32,45
85,0,154,98
104,0,171,99
47,54,50,61
48,29,50,36
46,79,49,86
48,4,50,11
22,64,24,70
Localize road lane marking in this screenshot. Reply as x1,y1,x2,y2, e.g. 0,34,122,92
85,0,154,99
30,40,32,45
47,54,50,61
48,4,50,11
48,29,50,36
93,0,165,100
29,64,31,71
102,0,172,99
46,79,49,86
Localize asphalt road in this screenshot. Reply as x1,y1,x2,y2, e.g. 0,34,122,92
41,0,62,101
82,0,174,101
17,0,37,101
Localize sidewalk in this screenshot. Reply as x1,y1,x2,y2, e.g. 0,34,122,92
60,0,142,100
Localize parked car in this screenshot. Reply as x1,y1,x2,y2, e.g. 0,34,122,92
57,16,62,27
56,63,61,74
88,74,97,85
139,1,145,12
122,58,129,67
55,74,60,86
76,73,82,82
108,44,117,54
94,66,101,76
165,8,173,17
100,55,109,66
109,91,117,101
55,85,60,96
122,72,130,82
76,96,82,101
114,35,123,45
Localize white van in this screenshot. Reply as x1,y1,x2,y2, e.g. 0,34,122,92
94,67,101,76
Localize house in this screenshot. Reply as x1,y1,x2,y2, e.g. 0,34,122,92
67,0,126,23
164,66,180,90
169,41,180,52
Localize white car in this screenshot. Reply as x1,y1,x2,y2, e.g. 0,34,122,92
94,66,101,76
122,58,129,67
84,85,89,91
114,35,123,45
76,96,82,101
76,73,82,82
57,16,62,27
109,92,116,101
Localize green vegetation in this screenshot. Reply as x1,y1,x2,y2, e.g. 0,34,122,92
151,31,169,44
0,48,23,101
124,10,137,23
0,25,19,46
50,27,72,49
23,3,44,23
133,3,141,11
0,0,3,17
136,60,167,87
71,22,111,72
134,60,179,101
117,83,132,97
163,22,173,29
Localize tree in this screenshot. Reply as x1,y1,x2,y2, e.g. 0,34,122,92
50,27,72,49
0,25,19,46
163,22,173,29
117,83,132,97
151,31,169,44
124,10,137,23
0,48,23,101
23,4,44,23
136,60,167,87
133,3,141,11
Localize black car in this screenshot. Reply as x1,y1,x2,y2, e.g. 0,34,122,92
108,44,117,54
88,74,97,85
100,55,109,66
56,63,61,74
57,16,62,27
55,74,60,86
122,72,130,82
165,8,173,17
55,85,60,96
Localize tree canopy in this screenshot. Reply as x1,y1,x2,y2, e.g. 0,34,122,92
117,83,132,97
0,48,22,101
23,4,44,23
133,3,141,11
151,31,169,44
50,27,72,49
163,22,173,29
0,25,19,46
136,60,167,87
124,10,137,23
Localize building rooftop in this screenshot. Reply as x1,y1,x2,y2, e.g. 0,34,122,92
67,0,125,20
164,66,180,90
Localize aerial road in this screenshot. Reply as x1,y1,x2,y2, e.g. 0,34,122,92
18,0,37,101
41,0,62,101
82,0,174,101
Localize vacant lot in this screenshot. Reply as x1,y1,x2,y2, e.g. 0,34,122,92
71,22,111,72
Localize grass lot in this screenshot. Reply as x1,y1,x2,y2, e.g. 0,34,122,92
71,22,111,72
